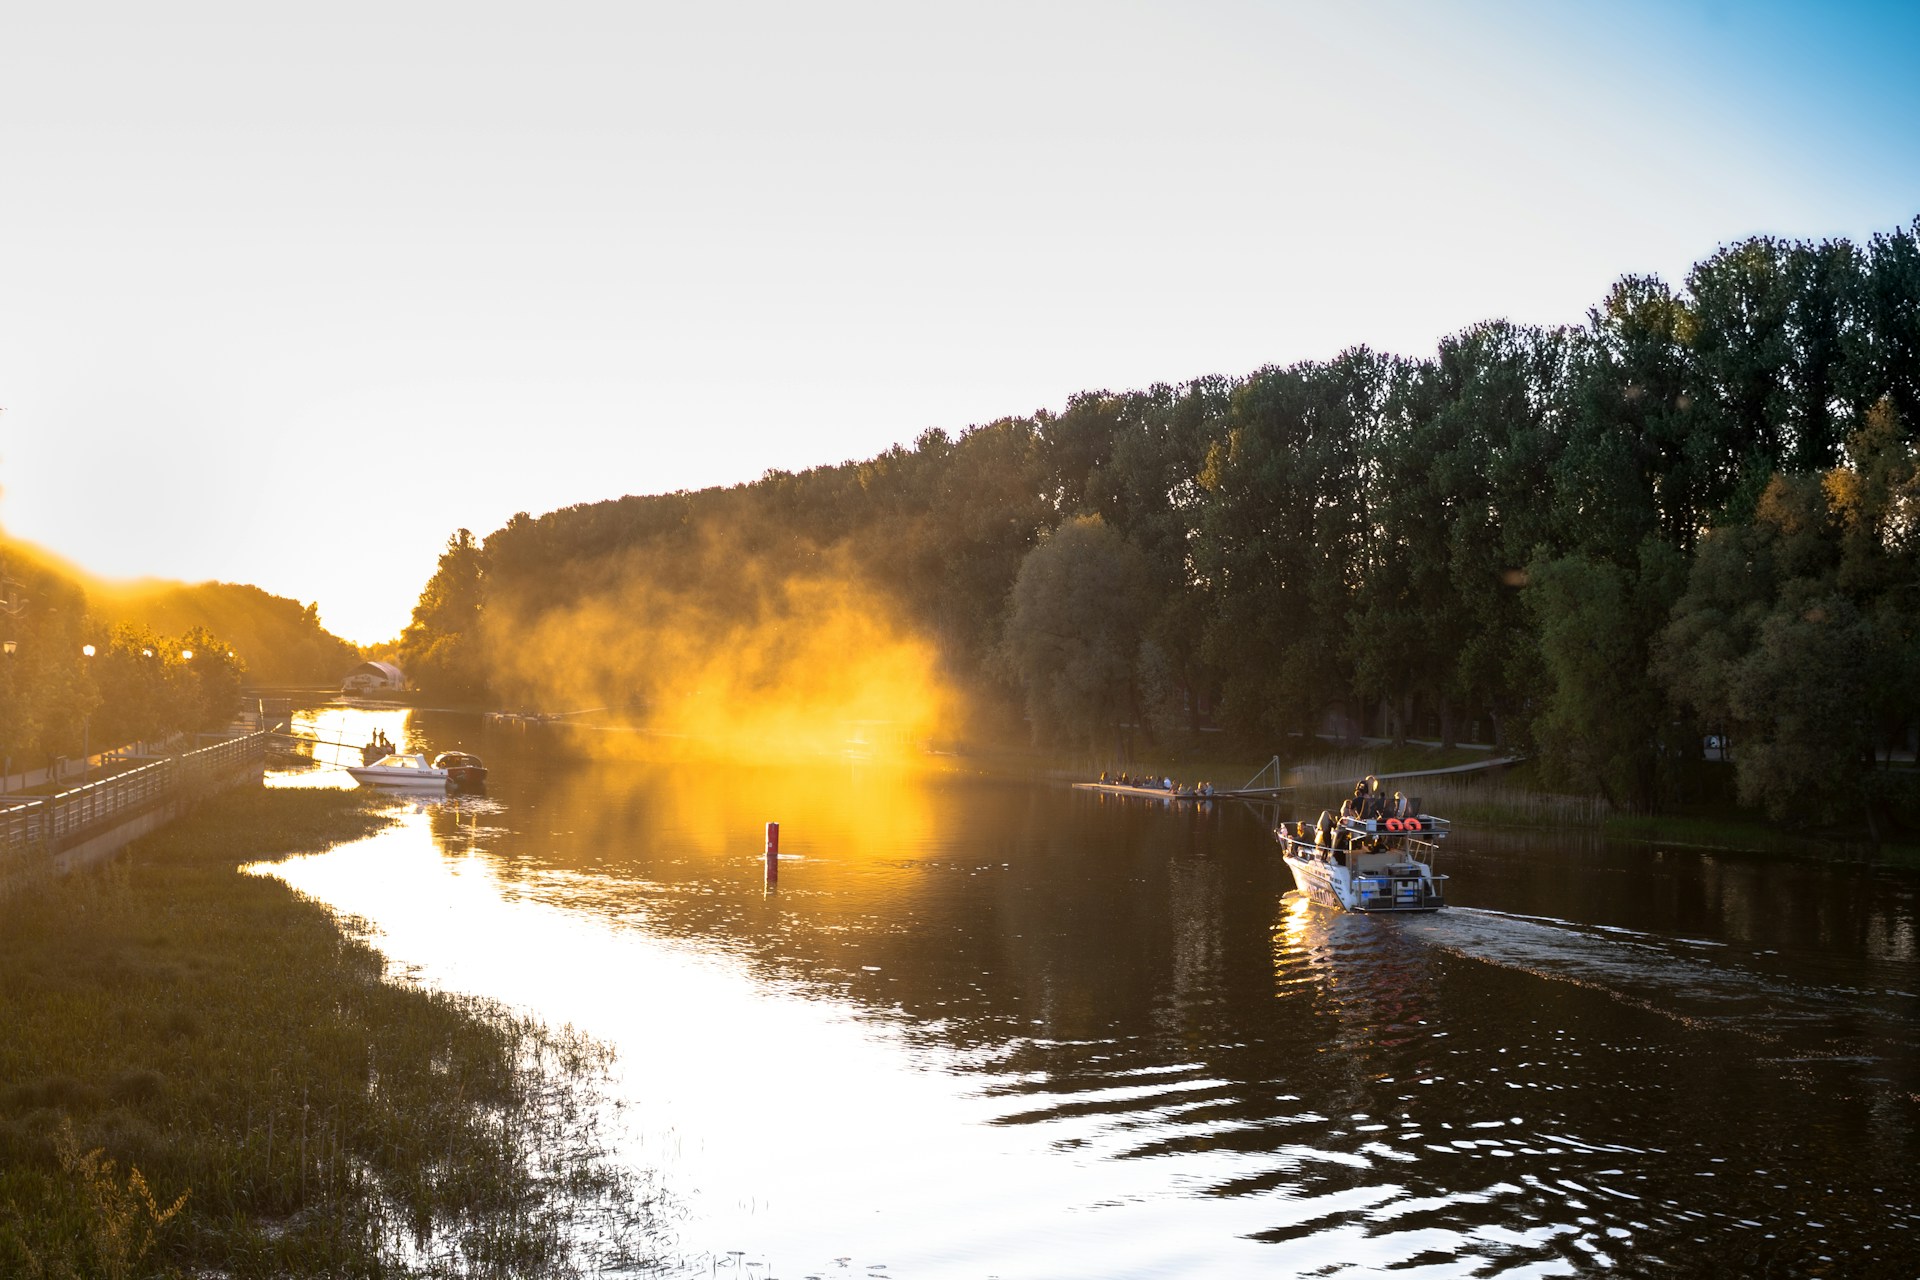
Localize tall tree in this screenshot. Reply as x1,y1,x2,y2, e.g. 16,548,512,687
1194,350,1387,741
1525,539,1686,810
1857,218,1920,427
399,529,489,698
997,516,1156,752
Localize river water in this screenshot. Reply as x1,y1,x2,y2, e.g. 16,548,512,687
263,708,1920,1278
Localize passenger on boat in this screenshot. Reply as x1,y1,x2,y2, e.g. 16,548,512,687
1360,775,1385,820
1100,770,1110,784
1316,811,1348,863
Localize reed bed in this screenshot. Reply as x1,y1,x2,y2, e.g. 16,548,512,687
1288,771,1612,830
1279,752,1379,789
0,786,664,1278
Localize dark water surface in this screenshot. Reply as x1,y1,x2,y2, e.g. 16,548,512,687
268,709,1920,1278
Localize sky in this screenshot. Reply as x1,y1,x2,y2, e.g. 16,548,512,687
2,0,1917,645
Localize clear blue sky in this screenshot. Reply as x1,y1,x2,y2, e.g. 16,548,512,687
2,0,1916,644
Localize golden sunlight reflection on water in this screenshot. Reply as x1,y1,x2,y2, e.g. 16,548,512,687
251,815,1287,1277
249,706,1920,1278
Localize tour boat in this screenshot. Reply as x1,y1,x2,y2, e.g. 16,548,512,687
1277,811,1450,912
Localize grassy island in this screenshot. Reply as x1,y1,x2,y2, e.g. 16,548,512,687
0,786,660,1278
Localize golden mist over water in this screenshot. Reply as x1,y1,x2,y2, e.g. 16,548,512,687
510,755,943,877
487,538,961,765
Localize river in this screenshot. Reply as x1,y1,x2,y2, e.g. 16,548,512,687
261,707,1920,1278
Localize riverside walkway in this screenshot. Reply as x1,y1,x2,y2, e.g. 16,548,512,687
0,732,268,890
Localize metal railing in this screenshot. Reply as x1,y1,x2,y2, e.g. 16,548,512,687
0,732,267,857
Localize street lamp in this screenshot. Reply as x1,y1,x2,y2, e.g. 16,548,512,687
1,640,11,789
81,644,95,782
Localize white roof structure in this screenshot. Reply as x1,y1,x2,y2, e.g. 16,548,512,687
342,660,406,689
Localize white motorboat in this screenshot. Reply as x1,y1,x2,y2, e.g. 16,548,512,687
345,753,449,789
1277,810,1450,912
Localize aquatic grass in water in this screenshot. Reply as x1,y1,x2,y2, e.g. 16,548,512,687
0,786,666,1277
1598,811,1920,865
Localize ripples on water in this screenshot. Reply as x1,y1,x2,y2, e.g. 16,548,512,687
263,710,1920,1278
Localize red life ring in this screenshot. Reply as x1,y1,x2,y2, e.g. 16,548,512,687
1384,817,1402,831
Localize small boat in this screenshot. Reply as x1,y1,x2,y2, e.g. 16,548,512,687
1277,810,1450,912
346,753,449,789
432,751,488,792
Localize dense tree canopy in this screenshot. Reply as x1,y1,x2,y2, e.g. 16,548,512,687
0,540,256,769
997,516,1156,751
1657,399,1918,830
398,216,1920,830
99,580,357,687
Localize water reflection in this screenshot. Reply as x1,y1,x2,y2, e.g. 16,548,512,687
257,706,1920,1277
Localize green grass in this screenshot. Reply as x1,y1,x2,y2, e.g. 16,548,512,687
0,786,662,1278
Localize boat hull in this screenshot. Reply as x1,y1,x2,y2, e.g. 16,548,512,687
346,767,447,789
1281,846,1446,912
1072,782,1212,801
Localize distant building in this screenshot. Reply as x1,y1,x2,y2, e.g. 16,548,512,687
342,660,406,694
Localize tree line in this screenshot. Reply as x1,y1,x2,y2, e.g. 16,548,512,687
401,218,1920,829
0,544,357,773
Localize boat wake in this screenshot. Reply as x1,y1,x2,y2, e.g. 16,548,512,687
1394,907,1920,1066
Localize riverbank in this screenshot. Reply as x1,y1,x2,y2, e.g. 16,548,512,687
0,786,661,1277
1023,740,1920,869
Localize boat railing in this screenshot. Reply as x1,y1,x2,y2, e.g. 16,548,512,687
1336,814,1449,838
